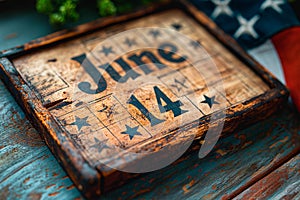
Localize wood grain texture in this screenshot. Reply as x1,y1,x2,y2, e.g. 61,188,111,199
0,81,82,200
234,154,300,200
9,8,275,174
0,75,299,199
0,1,291,199
0,0,171,58
102,106,300,200
0,1,299,199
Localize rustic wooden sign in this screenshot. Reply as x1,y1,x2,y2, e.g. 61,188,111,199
0,1,288,199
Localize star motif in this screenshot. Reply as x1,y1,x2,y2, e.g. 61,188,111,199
260,0,284,13
98,104,117,118
149,29,160,39
91,138,111,153
171,78,188,92
121,125,142,140
171,23,182,31
98,105,108,113
99,46,114,56
211,0,234,19
234,14,260,39
70,116,91,131
69,133,84,146
201,95,219,108
124,38,137,47
190,40,202,49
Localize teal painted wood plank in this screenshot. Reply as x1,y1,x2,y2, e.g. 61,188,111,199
103,105,300,200
0,2,299,199
0,75,299,199
0,0,99,52
0,81,82,200
235,154,300,199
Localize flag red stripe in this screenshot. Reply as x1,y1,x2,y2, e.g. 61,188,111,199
272,26,300,111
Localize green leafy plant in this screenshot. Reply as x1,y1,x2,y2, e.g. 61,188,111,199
36,0,160,26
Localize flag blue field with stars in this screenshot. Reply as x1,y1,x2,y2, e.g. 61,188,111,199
190,0,299,49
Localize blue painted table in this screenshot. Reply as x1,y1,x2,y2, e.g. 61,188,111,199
0,1,299,199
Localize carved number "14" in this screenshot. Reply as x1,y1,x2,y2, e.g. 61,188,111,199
128,86,188,127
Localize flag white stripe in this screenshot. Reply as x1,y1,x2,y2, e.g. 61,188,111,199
248,39,286,84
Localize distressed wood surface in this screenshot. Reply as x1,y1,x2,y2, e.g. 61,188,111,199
0,81,82,199
102,105,300,200
0,0,170,57
9,8,274,175
235,154,300,200
0,1,298,199
0,77,299,199
0,2,290,198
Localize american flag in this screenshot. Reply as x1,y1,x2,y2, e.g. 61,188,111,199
191,0,300,111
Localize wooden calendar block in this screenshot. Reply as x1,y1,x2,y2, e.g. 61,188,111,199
0,1,288,199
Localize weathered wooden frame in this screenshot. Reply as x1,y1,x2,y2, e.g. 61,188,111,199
0,0,289,199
